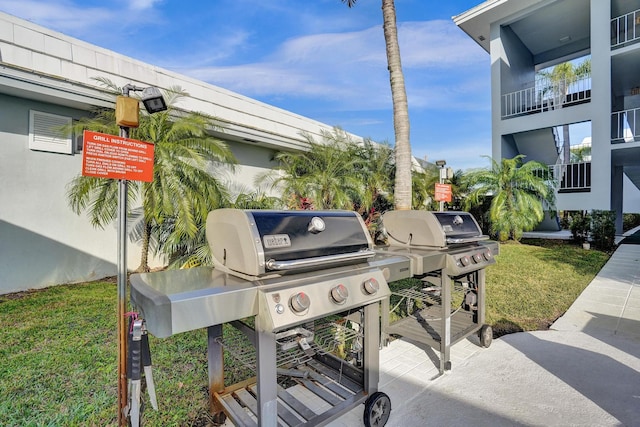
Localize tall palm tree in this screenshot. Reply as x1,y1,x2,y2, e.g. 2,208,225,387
539,58,591,163
66,80,236,271
463,155,556,242
267,128,364,210
342,0,412,210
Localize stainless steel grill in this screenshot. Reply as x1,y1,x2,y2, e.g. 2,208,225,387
130,209,395,426
378,210,498,373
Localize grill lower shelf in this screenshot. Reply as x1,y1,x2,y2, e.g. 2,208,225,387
215,358,367,427
386,308,478,349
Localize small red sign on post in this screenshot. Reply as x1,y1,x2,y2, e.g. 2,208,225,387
435,183,452,202
82,130,154,182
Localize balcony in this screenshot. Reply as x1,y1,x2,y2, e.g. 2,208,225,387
611,8,640,48
548,162,591,193
502,75,591,119
612,107,640,143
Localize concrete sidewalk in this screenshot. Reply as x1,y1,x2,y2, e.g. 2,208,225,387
331,243,640,426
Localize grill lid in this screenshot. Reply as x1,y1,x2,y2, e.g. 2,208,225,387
206,209,374,278
382,210,487,248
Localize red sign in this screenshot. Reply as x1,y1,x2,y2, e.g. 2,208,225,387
434,183,452,202
82,130,154,182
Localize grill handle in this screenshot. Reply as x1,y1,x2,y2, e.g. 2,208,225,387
446,236,490,244
266,250,375,271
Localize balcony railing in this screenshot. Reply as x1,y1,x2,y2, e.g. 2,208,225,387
548,162,591,193
612,108,640,143
502,75,591,119
612,9,640,48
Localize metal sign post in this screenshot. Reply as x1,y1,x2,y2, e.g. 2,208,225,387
116,125,130,427
79,83,164,426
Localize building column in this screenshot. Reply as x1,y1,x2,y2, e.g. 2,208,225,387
590,0,613,211
612,165,624,234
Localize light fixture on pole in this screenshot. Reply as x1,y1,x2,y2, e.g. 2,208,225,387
141,87,167,113
115,84,165,427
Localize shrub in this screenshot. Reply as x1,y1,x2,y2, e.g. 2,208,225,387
623,213,640,232
569,210,591,243
591,210,616,251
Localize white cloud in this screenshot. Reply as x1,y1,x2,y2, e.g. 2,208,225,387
415,140,492,172
173,20,489,114
399,20,486,68
0,0,115,33
129,0,161,11
0,0,164,39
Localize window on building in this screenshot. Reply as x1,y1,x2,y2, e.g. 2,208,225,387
29,110,73,154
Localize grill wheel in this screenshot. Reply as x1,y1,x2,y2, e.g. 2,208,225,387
363,391,392,427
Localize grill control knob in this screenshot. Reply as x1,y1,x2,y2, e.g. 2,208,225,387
362,278,380,295
483,249,493,261
330,284,349,304
459,256,470,267
472,253,483,264
290,292,310,313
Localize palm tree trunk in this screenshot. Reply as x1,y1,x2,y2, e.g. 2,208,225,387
382,0,412,210
136,222,151,273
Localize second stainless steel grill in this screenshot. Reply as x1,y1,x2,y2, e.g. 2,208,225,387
379,210,498,373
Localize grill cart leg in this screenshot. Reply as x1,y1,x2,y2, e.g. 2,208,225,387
256,327,278,426
207,324,227,424
363,302,381,394
440,273,452,372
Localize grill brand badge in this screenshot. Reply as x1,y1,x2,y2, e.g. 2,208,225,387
263,234,291,248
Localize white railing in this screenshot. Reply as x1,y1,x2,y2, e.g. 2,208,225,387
611,9,640,48
502,75,591,119
547,162,591,192
611,108,640,143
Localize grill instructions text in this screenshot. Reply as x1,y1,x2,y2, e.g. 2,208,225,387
82,130,154,182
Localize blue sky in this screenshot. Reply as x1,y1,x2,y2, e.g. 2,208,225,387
0,0,492,171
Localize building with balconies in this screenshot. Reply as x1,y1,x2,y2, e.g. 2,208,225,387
454,0,640,233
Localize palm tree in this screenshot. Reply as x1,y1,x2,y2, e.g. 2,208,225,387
411,165,439,210
342,0,412,211
353,139,395,213
267,128,364,210
463,155,556,242
352,139,395,239
539,59,591,163
570,144,591,163
448,168,470,211
66,80,236,271
156,184,281,269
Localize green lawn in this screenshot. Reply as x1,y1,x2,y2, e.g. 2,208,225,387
486,239,610,334
0,240,609,426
